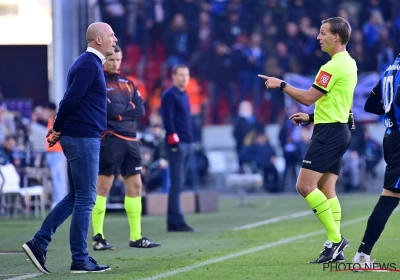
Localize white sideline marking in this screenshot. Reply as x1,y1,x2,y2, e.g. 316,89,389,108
232,210,312,230
5,273,41,280
142,215,369,280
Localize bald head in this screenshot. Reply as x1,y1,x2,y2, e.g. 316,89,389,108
86,22,109,43
86,22,117,57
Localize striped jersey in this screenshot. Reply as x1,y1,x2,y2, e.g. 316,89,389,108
372,55,400,131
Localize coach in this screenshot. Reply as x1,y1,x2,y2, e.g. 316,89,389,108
22,22,117,274
161,64,194,232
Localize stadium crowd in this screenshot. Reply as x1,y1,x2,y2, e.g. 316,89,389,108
90,0,399,124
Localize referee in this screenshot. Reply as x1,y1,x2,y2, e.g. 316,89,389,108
91,45,160,250
259,17,357,263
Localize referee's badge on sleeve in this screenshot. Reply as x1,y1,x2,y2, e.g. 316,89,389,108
316,71,332,87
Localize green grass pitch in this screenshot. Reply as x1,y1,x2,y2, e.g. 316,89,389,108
1,193,399,279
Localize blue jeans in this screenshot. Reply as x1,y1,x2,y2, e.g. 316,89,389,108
46,152,68,208
33,137,100,264
160,167,171,193
166,143,192,225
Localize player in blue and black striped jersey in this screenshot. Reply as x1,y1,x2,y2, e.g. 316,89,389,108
352,55,400,267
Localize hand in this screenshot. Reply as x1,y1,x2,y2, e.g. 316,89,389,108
289,112,310,126
158,158,168,168
46,127,61,147
258,74,283,89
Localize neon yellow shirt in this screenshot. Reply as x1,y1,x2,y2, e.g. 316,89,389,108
313,51,358,124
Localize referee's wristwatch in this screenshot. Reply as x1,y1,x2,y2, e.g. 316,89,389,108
280,81,287,91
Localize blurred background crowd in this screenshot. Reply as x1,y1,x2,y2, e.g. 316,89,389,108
0,0,398,212
89,0,400,124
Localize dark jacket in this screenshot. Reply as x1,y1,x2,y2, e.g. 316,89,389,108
53,52,107,138
161,86,193,143
104,71,145,138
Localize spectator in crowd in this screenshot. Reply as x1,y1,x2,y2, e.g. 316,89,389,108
216,10,244,47
376,28,394,73
141,119,171,194
362,10,388,51
98,0,127,51
195,10,214,81
279,107,302,192
164,14,192,67
342,122,366,192
29,106,48,153
256,12,278,53
0,135,19,166
240,131,280,192
145,0,171,55
44,102,67,209
264,42,300,122
233,100,263,168
364,127,383,177
280,22,305,66
238,33,266,113
210,42,235,124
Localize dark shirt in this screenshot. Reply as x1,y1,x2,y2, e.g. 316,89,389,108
104,71,145,138
0,147,12,165
240,142,276,169
161,86,192,143
53,51,107,138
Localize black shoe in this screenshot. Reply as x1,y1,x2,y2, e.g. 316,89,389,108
333,252,345,263
92,234,115,251
308,237,349,264
309,252,346,263
70,256,110,273
22,239,50,274
167,223,195,232
129,237,161,248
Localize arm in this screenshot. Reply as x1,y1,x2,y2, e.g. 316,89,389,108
161,92,179,145
258,75,324,106
109,83,145,120
282,84,324,107
121,83,145,119
364,80,384,115
107,102,134,118
53,62,98,131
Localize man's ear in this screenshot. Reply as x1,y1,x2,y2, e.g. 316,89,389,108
95,36,102,45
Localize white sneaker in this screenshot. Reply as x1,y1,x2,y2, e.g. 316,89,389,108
352,255,375,272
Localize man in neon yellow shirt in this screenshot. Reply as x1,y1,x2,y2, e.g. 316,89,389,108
259,17,357,263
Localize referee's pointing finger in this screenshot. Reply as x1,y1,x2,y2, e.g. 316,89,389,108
258,74,269,80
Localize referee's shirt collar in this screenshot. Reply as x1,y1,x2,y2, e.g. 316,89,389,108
86,47,106,65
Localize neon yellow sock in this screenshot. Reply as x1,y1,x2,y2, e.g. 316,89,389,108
305,189,341,243
92,195,107,238
328,196,341,232
125,196,142,241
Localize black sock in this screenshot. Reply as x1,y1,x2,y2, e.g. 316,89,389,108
358,195,399,255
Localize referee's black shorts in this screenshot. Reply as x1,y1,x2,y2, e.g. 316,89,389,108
383,130,400,193
99,134,142,176
302,123,351,175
